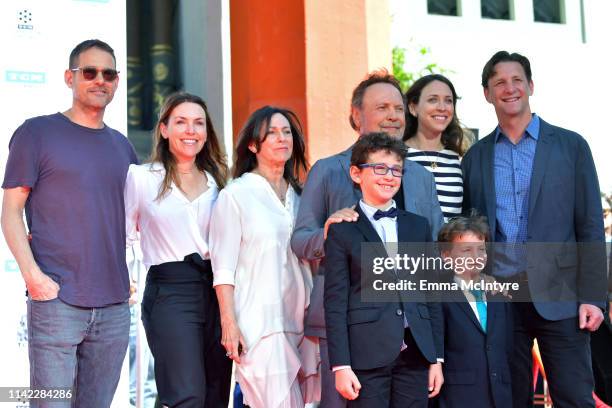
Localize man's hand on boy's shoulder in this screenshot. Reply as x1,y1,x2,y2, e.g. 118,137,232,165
482,273,513,299
324,206,359,239
335,367,362,400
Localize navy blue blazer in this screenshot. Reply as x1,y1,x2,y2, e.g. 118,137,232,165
323,204,443,370
292,146,444,338
461,118,607,320
438,283,513,408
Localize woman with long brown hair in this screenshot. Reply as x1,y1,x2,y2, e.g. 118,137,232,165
210,106,318,407
125,92,232,407
404,74,466,222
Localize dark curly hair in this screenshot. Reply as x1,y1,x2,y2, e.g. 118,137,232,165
351,132,408,167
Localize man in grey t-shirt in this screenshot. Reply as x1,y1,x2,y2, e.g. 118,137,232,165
1,39,137,407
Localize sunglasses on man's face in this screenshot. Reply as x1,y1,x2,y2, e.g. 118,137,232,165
70,66,119,82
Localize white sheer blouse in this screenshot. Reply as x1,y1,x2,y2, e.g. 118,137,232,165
209,172,312,349
125,163,218,268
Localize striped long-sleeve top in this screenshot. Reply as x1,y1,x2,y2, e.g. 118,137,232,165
406,147,463,223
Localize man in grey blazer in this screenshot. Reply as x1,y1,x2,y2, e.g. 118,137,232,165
291,70,444,407
462,51,607,407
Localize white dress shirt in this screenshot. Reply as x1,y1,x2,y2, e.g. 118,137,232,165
359,200,399,258
334,200,401,372
454,276,488,324
125,162,218,268
360,200,398,243
334,200,443,371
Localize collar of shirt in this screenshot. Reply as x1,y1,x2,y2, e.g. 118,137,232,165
494,113,540,143
453,275,488,304
359,200,398,244
359,200,396,223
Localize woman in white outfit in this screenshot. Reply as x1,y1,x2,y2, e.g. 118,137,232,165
210,106,319,408
125,92,232,407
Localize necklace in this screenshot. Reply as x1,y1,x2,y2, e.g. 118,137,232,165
425,150,441,169
408,140,443,170
177,166,198,175
269,182,287,205
253,171,287,204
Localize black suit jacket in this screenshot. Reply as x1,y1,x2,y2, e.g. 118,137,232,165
438,280,513,408
323,203,443,370
462,117,607,320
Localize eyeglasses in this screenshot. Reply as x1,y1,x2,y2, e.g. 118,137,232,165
358,163,404,177
70,66,119,82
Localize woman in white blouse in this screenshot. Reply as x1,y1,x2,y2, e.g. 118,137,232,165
125,92,232,407
403,74,467,222
210,106,318,408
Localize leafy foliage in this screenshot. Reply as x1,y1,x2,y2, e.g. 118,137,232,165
392,44,451,93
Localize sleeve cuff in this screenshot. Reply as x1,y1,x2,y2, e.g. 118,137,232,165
213,268,235,287
2,179,35,189
436,358,444,363
332,365,351,372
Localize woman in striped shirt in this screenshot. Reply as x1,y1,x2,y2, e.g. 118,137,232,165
403,74,466,222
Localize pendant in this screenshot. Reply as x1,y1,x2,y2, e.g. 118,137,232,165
430,162,438,169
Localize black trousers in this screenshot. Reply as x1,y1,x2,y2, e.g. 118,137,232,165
591,316,612,404
350,329,430,408
510,302,594,408
141,254,232,408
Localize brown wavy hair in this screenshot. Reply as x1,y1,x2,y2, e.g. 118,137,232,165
404,74,466,156
150,92,228,200
437,210,490,252
233,106,308,194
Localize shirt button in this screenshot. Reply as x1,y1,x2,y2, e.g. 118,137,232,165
486,345,492,351
396,309,403,316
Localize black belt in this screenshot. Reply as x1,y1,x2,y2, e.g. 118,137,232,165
147,253,213,284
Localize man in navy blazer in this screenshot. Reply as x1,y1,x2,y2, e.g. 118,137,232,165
291,71,444,407
323,132,443,407
462,51,607,407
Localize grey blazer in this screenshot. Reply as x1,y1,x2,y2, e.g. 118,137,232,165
291,146,444,337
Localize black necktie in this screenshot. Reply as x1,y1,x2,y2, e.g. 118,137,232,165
373,207,398,220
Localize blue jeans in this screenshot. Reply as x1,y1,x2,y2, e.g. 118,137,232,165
27,297,130,408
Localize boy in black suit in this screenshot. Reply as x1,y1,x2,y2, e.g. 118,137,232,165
323,132,444,407
435,215,512,408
